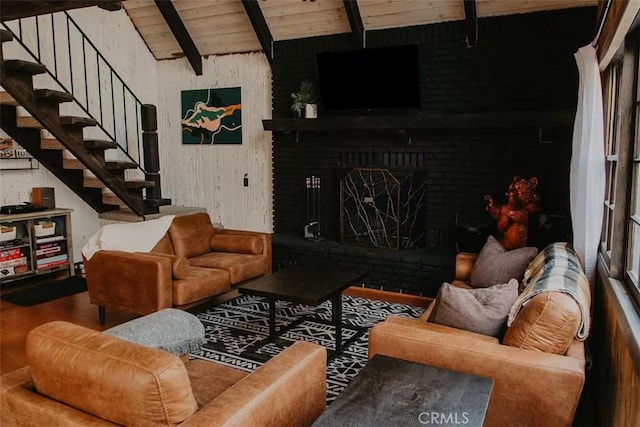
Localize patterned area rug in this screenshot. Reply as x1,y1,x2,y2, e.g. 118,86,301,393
189,294,424,403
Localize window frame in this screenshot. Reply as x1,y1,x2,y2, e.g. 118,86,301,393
601,26,640,310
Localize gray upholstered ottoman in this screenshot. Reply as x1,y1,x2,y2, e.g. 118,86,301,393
104,308,205,356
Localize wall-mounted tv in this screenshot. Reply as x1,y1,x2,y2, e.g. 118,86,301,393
316,44,421,115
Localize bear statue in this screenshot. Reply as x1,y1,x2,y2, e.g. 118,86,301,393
485,176,541,250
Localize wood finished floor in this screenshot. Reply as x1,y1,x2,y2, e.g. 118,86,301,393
0,291,139,375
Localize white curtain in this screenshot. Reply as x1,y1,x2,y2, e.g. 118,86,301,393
570,44,605,285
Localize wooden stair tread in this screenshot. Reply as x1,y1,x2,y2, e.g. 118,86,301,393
16,116,41,128
2,59,46,75
62,158,85,170
60,116,97,127
102,193,127,206
0,29,14,43
41,138,64,150
83,177,104,188
124,180,156,189
0,91,18,105
144,198,173,208
84,139,117,150
34,89,73,103
104,161,137,170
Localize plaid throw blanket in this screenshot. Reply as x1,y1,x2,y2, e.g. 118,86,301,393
508,242,591,340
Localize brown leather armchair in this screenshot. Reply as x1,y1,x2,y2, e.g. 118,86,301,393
368,252,588,427
1,321,327,426
84,213,272,324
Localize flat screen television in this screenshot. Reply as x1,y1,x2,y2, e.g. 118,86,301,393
316,44,421,115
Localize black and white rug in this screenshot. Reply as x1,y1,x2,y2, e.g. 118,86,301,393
189,294,424,403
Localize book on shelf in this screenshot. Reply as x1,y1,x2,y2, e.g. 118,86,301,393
36,241,67,258
37,254,68,269
0,256,28,268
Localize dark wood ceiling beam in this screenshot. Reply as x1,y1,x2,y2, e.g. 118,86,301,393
154,0,202,75
0,1,122,21
463,0,477,48
343,0,365,47
241,0,273,66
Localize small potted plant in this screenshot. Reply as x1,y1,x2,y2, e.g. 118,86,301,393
291,80,316,118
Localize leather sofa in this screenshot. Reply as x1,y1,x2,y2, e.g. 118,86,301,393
369,251,589,427
84,212,272,324
0,321,327,426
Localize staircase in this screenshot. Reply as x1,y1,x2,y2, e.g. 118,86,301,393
0,22,171,217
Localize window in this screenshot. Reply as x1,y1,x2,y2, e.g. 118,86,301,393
601,64,621,258
626,42,640,292
601,27,640,307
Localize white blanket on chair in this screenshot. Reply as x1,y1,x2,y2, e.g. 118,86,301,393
81,215,175,260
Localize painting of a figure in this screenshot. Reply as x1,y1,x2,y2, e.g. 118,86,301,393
181,87,242,144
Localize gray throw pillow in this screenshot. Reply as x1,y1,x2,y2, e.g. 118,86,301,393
470,235,538,288
429,279,519,337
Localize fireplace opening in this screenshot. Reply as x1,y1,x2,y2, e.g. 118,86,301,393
340,167,426,250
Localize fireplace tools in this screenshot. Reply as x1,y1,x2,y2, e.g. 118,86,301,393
305,176,321,240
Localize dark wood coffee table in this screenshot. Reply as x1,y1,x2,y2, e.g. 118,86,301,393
237,263,367,354
313,354,494,427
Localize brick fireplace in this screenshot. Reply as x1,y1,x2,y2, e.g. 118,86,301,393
268,7,594,297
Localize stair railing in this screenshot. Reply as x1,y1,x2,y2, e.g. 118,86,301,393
1,11,148,177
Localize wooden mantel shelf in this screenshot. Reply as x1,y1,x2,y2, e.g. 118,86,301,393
262,109,575,132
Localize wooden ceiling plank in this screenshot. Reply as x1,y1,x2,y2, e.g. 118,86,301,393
140,12,251,35
123,3,164,17
476,0,597,17
365,6,463,29
259,0,344,16
273,20,352,41
174,0,244,15
174,0,238,10
360,0,459,17
134,10,251,30
241,0,273,66
183,12,254,27
127,13,166,27
267,8,346,27
154,0,202,75
463,0,477,48
343,0,365,47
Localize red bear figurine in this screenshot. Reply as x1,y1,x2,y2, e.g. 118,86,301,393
485,176,541,250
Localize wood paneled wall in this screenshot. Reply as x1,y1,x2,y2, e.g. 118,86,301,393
594,260,640,426
155,53,272,233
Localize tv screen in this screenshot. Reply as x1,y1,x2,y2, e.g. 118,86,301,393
316,44,421,114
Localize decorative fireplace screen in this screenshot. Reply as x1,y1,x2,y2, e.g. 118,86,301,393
340,168,426,250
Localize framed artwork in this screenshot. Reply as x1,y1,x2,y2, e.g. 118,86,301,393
181,87,242,144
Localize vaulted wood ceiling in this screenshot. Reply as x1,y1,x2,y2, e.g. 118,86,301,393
124,0,597,62
0,0,599,68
